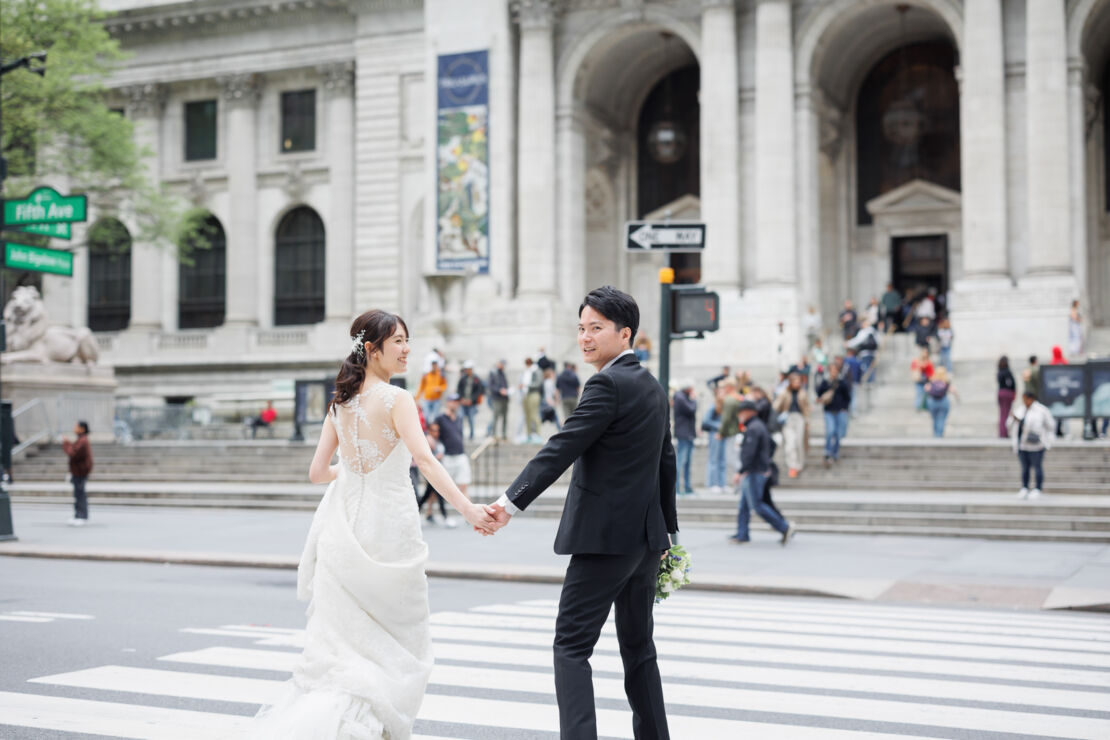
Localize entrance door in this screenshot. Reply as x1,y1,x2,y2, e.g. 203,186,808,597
891,234,948,299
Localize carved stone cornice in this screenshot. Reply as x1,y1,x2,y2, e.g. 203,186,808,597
318,61,356,98
512,0,563,30
122,83,167,118
218,73,262,108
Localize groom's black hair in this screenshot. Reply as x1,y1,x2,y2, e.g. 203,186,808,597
580,286,638,347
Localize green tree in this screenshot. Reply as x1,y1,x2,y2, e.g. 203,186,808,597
1,0,194,255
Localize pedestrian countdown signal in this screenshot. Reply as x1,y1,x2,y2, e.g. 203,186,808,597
673,289,720,334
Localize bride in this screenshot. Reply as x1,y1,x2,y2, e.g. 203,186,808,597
252,309,498,739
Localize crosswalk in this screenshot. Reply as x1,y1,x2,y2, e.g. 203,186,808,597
0,611,94,624
2,594,1109,739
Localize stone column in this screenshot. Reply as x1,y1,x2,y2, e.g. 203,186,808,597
219,73,262,326
515,1,558,298
1024,0,1071,276
556,107,586,307
959,0,1009,280
699,0,741,290
321,62,356,323
753,0,796,286
123,83,167,330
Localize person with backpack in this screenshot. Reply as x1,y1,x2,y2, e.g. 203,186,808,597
924,367,959,437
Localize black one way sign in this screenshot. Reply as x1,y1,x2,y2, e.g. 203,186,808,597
624,220,706,251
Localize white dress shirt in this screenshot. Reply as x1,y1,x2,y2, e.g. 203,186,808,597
494,349,636,516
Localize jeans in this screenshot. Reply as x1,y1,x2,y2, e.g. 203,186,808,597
735,472,789,540
72,477,88,519
489,397,508,438
460,404,477,439
824,410,849,460
675,438,694,492
859,353,875,384
914,381,927,410
926,395,950,437
1018,449,1045,490
421,399,442,424
706,435,727,488
939,346,953,373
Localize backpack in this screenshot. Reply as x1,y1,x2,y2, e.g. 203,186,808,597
860,331,878,352
927,381,948,400
527,368,544,393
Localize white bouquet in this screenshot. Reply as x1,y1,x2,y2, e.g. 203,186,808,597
655,545,692,603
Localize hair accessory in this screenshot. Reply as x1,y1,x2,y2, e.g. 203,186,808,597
350,329,366,357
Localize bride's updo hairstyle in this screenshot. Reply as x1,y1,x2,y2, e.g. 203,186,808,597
330,309,409,412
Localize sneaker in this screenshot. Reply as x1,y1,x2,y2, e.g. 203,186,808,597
69,518,87,527
1017,487,1029,499
710,486,724,495
1027,489,1042,500
727,535,750,545
444,517,459,529
780,522,796,546
787,468,799,478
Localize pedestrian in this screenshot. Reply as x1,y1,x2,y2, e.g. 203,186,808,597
773,372,810,478
924,367,959,438
802,305,823,350
417,422,450,525
1022,355,1041,398
936,317,954,373
1007,390,1055,500
865,296,880,329
843,348,863,417
415,360,447,421
672,380,697,495
717,377,745,483
880,283,901,333
248,400,278,438
911,346,934,411
61,421,93,527
786,354,812,390
535,347,555,372
915,289,937,322
729,401,795,545
911,316,934,350
432,395,469,523
812,339,829,385
519,357,543,443
486,359,510,440
633,334,651,362
706,365,731,392
541,368,561,432
997,356,1017,439
838,299,859,341
456,360,484,440
847,319,880,384
1068,299,1084,358
556,362,581,421
421,347,446,374
1049,345,1070,438
816,362,852,466
702,396,725,492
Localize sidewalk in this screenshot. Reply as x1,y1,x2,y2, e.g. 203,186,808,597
2,502,1108,612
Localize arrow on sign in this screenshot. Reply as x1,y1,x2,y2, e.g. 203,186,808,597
625,221,705,251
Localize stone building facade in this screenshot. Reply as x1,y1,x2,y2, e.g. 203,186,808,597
35,0,1110,401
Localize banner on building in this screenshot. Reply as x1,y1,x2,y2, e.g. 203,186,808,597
436,50,490,273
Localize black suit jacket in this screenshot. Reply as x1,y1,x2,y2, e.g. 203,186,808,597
505,353,678,555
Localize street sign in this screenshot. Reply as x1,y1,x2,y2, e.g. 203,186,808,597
2,186,87,226
672,289,720,333
14,222,71,239
625,220,706,251
3,241,73,276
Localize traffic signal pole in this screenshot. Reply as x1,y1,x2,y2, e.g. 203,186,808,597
658,267,674,397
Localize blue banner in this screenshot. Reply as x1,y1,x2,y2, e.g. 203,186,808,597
436,50,490,273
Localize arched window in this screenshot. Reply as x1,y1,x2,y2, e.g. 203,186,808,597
87,218,132,332
856,41,960,224
178,213,226,329
274,206,325,326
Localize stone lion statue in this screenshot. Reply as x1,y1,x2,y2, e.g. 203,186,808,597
1,286,99,365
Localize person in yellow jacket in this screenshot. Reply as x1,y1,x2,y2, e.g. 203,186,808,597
416,360,448,421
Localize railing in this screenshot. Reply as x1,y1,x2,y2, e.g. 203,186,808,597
469,436,500,501
11,399,52,456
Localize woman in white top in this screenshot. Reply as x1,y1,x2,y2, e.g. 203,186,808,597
1006,390,1055,500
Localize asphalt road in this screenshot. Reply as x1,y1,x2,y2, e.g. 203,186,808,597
2,557,1109,739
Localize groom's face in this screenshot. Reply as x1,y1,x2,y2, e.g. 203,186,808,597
578,305,629,371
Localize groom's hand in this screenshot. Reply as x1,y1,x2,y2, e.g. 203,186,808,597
489,503,512,528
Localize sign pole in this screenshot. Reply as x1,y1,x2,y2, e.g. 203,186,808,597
658,267,674,397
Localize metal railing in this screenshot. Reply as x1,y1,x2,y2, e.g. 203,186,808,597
469,436,501,500
11,399,51,456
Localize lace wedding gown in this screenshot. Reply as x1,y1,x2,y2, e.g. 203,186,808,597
253,382,432,739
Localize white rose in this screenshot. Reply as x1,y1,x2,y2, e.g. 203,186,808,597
670,570,684,584
661,582,675,593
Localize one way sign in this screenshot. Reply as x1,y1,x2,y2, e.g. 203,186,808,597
625,221,706,252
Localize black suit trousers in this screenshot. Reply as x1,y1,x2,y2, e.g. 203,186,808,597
554,544,670,740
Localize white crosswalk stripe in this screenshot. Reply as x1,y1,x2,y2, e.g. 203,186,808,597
2,595,1108,739
0,610,94,623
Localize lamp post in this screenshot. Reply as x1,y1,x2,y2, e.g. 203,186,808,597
0,51,48,541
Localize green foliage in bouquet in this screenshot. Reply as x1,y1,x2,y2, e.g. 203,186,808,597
655,545,692,603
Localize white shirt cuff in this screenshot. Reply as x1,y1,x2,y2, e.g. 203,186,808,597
494,494,520,516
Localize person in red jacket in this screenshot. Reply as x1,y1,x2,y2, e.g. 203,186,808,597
61,421,93,527
250,400,278,438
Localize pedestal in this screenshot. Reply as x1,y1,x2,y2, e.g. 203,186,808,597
3,363,118,445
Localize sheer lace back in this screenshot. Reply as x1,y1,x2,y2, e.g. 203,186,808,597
332,382,403,476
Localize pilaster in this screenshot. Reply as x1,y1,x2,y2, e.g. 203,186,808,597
219,73,262,327
122,83,167,331
320,61,356,323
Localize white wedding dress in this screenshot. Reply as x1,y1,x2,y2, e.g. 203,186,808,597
252,381,433,739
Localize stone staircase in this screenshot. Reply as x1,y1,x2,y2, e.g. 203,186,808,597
11,439,1109,542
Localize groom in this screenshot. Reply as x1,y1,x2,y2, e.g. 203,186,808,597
490,286,677,739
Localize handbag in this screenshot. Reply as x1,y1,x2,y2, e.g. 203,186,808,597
818,383,836,405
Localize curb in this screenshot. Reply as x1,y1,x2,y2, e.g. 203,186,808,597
0,545,848,601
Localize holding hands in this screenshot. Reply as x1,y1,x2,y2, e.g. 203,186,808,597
472,502,512,536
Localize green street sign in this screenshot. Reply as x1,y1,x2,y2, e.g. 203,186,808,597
2,186,88,226
14,222,72,239
3,242,74,276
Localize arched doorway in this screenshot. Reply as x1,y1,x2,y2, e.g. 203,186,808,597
1076,0,1110,328
798,2,960,324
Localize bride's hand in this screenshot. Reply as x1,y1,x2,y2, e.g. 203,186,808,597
464,502,498,536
